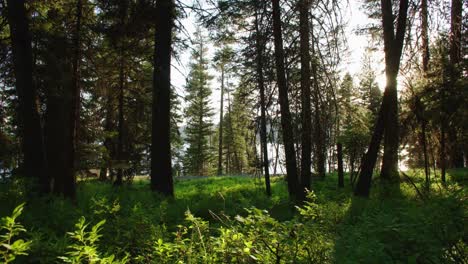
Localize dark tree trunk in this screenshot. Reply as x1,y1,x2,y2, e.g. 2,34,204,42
421,121,430,184
441,125,446,182
380,0,409,181
100,90,114,181
419,0,431,185
115,1,127,186
45,95,66,195
354,0,409,197
299,0,312,200
150,0,174,196
272,0,299,199
310,23,326,178
115,53,125,186
6,0,48,192
68,0,83,190
421,0,430,73
448,0,464,168
44,34,75,199
255,6,271,196
217,65,224,176
449,0,462,67
354,104,385,197
337,143,344,188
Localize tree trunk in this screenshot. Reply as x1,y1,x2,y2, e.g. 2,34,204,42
354,102,385,197
115,52,125,186
421,0,429,73
6,0,48,192
354,0,409,197
337,143,344,188
217,65,224,176
310,22,326,178
419,0,431,185
441,125,446,182
100,89,114,181
448,0,463,168
150,0,174,196
44,34,74,199
255,6,271,196
380,0,409,181
68,0,83,192
299,0,312,200
272,0,299,199
421,121,430,184
115,1,127,186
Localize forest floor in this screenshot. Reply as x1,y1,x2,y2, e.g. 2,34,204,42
0,169,466,263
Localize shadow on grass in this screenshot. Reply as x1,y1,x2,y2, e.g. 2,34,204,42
333,171,466,263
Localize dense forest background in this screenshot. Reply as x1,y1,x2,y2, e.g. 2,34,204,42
0,0,466,263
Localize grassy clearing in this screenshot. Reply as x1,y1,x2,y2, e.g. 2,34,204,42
0,169,466,263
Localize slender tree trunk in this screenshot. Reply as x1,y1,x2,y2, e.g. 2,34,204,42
6,0,48,192
441,125,446,182
115,1,127,186
419,0,431,186
337,143,344,188
449,0,462,67
272,0,299,199
421,0,430,73
151,0,174,196
421,121,430,184
217,65,224,176
100,90,113,181
448,0,463,168
255,7,271,196
299,0,312,199
417,0,432,185
115,53,125,186
310,23,326,178
354,103,385,196
63,0,82,199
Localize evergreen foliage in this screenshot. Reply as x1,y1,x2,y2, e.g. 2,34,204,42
183,27,215,176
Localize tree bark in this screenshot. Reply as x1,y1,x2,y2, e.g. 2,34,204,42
299,0,312,199
6,0,48,192
354,0,409,197
68,0,82,192
448,0,463,168
380,0,409,181
421,0,429,73
354,102,385,197
255,6,271,196
272,0,299,199
217,65,224,176
419,0,430,185
115,1,127,186
310,22,326,178
441,125,447,182
337,143,344,188
100,89,114,181
150,0,174,196
43,33,74,199
115,51,125,186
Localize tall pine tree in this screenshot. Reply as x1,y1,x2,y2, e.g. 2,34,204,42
183,27,214,176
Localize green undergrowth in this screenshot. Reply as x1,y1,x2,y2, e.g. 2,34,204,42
0,169,466,263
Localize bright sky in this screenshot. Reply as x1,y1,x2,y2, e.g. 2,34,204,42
171,0,387,124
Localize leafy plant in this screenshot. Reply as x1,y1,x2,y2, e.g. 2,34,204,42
59,217,127,264
0,203,31,263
